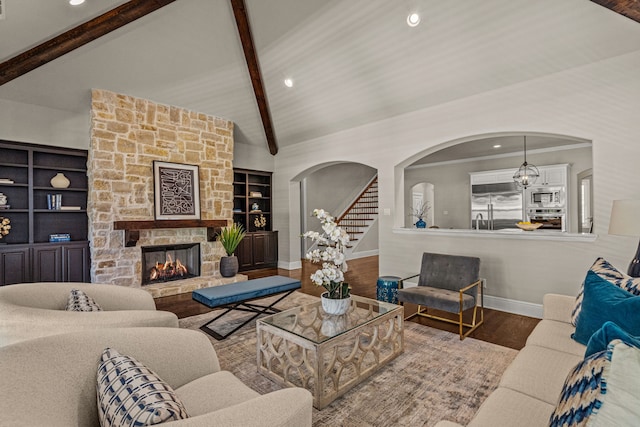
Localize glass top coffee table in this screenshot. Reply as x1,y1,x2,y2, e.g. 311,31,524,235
256,294,404,409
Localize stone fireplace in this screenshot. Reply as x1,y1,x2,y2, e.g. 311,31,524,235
88,89,247,297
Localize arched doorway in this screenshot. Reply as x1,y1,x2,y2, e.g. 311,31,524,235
296,162,378,259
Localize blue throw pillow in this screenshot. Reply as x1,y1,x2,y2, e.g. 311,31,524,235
572,270,640,346
585,321,640,357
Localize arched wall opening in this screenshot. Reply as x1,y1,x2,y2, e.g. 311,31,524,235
396,132,593,233
292,161,378,260
408,182,435,228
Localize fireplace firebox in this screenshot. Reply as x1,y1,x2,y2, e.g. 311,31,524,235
141,243,200,285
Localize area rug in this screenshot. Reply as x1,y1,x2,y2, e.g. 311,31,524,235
179,291,518,427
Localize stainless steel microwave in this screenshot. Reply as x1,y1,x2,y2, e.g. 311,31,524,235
528,187,564,207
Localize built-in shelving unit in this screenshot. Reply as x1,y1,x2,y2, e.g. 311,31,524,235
0,140,90,285
233,168,272,232
232,168,277,271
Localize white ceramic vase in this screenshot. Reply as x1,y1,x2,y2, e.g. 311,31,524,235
321,292,351,315
50,173,70,188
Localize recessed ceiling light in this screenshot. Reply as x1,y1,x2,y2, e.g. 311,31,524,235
69,0,85,5
407,13,420,27
493,144,502,148
283,78,294,88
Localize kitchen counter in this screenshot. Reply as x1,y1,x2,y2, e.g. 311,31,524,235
393,227,597,242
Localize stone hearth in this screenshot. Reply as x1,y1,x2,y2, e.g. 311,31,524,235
144,274,248,299
88,89,236,292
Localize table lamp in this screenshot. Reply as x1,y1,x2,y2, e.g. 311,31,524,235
608,199,640,277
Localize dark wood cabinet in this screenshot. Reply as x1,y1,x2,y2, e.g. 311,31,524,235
0,246,31,285
0,140,90,285
62,242,91,282
0,242,90,285
237,231,278,271
233,168,278,271
32,244,62,282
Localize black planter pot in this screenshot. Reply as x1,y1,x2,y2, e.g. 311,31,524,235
220,255,239,277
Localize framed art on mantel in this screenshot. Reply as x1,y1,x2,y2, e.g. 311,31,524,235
153,161,201,220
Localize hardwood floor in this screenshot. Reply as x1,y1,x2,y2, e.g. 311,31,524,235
155,255,540,350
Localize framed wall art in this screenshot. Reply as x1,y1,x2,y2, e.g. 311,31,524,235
153,161,201,220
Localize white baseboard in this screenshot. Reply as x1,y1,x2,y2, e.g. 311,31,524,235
278,260,302,270
346,249,379,260
405,280,542,318
484,295,543,319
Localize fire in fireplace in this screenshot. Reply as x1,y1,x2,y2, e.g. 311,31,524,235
141,243,200,285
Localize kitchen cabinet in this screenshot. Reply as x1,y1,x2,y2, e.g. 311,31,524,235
469,168,517,185
536,165,568,187
237,231,278,271
470,164,568,188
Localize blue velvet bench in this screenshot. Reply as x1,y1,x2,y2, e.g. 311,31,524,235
192,275,301,340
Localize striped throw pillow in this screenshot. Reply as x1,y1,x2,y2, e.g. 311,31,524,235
97,348,189,427
65,288,102,311
571,258,640,326
550,339,640,426
548,345,609,426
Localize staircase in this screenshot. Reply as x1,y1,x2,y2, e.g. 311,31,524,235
336,177,378,252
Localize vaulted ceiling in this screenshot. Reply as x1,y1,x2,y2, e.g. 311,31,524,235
0,0,639,154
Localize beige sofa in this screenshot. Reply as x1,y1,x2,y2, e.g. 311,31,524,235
0,282,179,346
436,293,585,427
0,327,313,427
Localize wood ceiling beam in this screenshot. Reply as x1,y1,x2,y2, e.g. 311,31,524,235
590,0,640,24
0,0,177,86
230,0,278,156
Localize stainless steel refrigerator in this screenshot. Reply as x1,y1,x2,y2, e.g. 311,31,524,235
471,182,524,230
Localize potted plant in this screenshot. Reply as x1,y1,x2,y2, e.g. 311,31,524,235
303,209,351,315
409,202,430,228
217,223,246,277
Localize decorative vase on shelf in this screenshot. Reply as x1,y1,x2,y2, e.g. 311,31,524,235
321,292,351,316
50,173,70,189
416,218,427,228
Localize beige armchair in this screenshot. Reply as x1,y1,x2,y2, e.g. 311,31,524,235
0,282,178,346
0,327,312,427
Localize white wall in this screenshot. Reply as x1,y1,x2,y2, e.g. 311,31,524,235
233,141,275,172
274,50,640,307
0,99,89,149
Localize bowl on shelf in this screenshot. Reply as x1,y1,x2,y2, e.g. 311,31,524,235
516,222,543,231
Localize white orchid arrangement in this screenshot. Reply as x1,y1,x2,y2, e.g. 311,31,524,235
303,209,351,299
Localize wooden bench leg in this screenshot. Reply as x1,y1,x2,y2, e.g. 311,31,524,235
199,289,297,340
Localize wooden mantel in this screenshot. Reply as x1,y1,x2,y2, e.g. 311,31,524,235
113,219,228,247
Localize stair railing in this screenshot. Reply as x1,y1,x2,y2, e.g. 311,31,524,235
336,175,378,224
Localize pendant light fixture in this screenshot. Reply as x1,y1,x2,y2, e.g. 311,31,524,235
513,136,539,189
